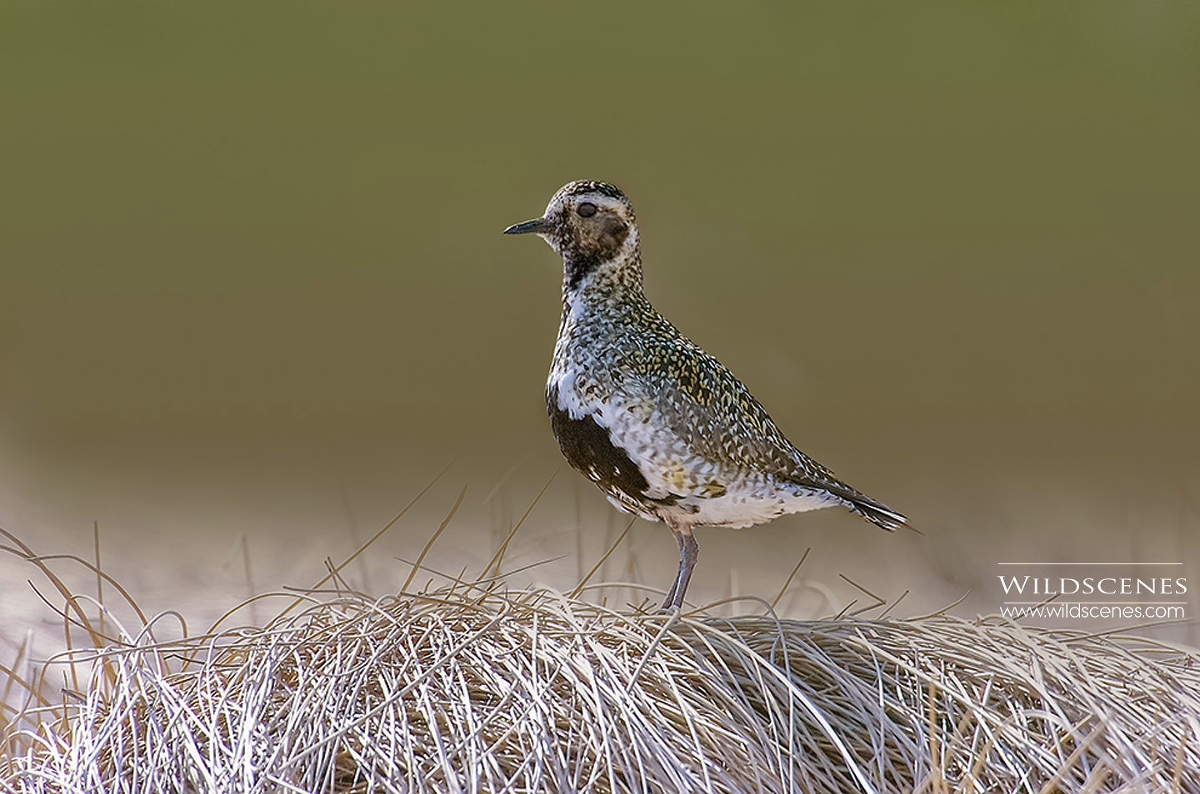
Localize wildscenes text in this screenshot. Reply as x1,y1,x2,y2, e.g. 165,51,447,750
997,576,1188,596
1000,603,1185,620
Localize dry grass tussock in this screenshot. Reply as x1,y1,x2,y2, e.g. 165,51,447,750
2,519,1199,793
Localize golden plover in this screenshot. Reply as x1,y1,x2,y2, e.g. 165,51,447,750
505,180,912,610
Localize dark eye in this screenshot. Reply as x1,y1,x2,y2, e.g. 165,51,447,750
576,202,597,218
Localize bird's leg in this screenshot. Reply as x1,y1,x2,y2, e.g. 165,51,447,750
673,531,699,610
661,523,699,611
661,532,685,610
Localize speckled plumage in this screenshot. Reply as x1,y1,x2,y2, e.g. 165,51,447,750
505,180,910,609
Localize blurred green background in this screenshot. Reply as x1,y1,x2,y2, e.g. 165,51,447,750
1,2,1197,641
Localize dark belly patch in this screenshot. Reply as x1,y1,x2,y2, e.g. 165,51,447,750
548,389,658,507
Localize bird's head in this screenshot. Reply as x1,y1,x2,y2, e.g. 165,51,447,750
504,180,641,291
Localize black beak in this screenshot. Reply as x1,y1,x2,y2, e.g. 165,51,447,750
503,217,552,235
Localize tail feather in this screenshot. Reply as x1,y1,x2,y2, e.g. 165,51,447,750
848,495,911,532
778,458,916,533
823,482,912,532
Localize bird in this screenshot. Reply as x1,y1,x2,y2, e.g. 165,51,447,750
504,180,912,610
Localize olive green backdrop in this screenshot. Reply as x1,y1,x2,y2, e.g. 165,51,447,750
1,2,1197,639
